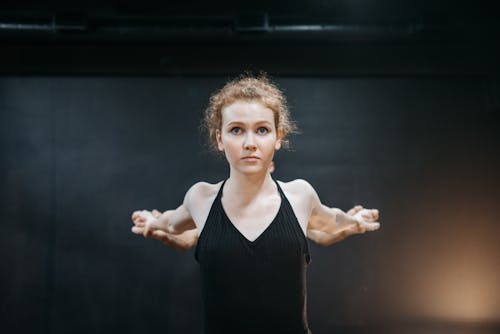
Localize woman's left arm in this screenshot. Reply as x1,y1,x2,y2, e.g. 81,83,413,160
307,228,352,246
301,180,381,245
306,205,363,246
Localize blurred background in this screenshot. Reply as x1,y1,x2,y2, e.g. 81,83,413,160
1,1,499,333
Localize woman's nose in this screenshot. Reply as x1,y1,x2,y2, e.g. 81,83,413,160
243,133,257,150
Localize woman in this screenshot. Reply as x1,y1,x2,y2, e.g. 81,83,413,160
131,74,380,333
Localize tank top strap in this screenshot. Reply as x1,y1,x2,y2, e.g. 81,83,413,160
272,178,295,214
273,178,286,198
194,179,226,262
215,179,226,201
207,179,226,220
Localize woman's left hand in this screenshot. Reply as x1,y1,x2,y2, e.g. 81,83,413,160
352,209,380,233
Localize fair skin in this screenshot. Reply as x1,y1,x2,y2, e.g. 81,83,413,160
131,101,380,248
132,158,368,250
134,206,367,251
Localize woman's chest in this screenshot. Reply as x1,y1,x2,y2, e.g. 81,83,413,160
221,194,282,242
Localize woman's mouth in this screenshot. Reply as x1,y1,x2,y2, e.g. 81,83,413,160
242,156,260,161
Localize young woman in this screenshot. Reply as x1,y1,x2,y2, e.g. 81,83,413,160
131,74,380,334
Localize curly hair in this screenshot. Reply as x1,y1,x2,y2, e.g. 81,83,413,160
202,72,298,153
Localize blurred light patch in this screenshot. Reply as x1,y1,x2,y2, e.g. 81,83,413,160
416,252,499,323
384,187,500,329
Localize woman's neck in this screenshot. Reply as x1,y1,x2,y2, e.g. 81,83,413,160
224,170,275,205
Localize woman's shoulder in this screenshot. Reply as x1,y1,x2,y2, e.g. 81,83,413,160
277,178,315,193
276,179,317,230
183,181,225,229
278,179,318,204
185,180,224,201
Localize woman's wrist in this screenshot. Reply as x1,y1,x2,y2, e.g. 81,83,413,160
333,209,351,226
155,212,171,232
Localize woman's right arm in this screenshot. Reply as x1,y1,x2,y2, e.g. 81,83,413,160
152,228,198,251
131,208,198,251
131,183,201,237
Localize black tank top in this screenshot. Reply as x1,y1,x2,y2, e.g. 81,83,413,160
195,178,312,334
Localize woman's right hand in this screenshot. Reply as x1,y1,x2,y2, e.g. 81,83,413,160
131,210,165,238
131,209,198,251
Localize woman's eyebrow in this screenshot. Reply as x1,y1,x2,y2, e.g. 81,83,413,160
226,120,272,126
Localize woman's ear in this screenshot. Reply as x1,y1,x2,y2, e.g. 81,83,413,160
275,129,283,151
216,129,224,151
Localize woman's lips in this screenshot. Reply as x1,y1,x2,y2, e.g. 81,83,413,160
242,156,260,160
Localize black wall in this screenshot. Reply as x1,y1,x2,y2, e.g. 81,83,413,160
2,74,499,333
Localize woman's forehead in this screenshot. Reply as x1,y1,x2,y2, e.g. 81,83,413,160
221,101,275,125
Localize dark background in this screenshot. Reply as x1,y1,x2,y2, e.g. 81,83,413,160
1,1,499,333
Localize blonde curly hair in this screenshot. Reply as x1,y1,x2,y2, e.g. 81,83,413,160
202,72,298,153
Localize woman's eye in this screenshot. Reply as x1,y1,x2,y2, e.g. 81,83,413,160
230,127,242,134
257,127,269,135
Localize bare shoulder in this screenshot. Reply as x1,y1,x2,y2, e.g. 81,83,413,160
185,181,223,201
276,179,318,232
277,178,316,198
184,181,224,230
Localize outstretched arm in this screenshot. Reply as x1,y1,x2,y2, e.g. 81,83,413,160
132,209,198,251
156,228,198,251
131,183,201,239
304,182,380,246
307,228,353,246
307,205,371,246
132,204,194,237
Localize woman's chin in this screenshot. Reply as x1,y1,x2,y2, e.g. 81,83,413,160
232,165,268,175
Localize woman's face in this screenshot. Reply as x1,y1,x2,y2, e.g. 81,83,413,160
216,101,281,175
